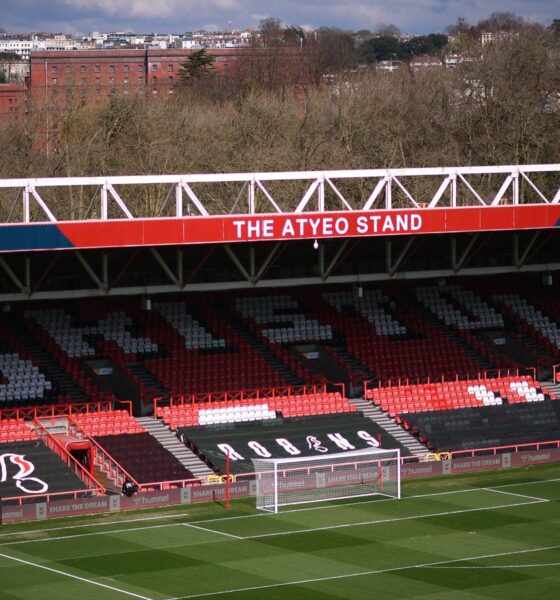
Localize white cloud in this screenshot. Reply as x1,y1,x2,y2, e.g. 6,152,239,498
61,0,238,20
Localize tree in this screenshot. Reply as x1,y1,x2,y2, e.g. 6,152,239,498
259,17,283,47
359,35,406,62
376,23,401,38
475,12,525,33
180,49,216,81
445,17,470,36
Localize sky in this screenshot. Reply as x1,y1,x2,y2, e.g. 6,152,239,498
0,0,557,36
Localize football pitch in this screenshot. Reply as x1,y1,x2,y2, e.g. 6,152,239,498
1,464,559,599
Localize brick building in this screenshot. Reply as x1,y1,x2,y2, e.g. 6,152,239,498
0,83,26,120
0,46,307,127
28,47,306,111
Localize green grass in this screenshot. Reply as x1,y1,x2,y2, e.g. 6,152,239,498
1,463,559,599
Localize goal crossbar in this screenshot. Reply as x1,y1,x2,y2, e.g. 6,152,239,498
252,447,401,513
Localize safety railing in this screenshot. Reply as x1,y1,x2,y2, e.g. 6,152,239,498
153,382,346,416
67,416,138,489
35,419,106,494
0,400,114,422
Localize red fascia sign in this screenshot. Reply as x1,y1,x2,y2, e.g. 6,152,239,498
4,204,560,253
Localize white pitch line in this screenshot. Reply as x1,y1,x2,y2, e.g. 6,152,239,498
2,476,558,547
2,523,181,546
426,562,560,569
0,512,191,539
240,498,548,540
483,487,548,502
182,523,243,540
0,551,155,600
168,544,560,599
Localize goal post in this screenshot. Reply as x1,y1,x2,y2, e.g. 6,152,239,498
252,447,401,513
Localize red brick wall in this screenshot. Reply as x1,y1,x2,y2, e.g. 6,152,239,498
0,83,26,122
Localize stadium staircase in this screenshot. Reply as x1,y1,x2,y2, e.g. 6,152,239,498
136,416,213,479
326,345,375,394
126,360,167,405
212,302,304,386
0,314,89,404
347,397,427,456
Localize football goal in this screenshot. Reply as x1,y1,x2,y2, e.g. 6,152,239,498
252,447,401,513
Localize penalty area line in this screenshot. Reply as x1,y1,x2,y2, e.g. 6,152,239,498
241,497,548,540
168,544,560,599
0,551,155,600
181,523,243,540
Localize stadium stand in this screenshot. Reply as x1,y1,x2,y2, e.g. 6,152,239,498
177,413,409,474
93,433,196,485
0,418,35,443
365,375,554,417
157,389,355,429
71,409,145,436
403,401,560,451
142,299,290,395
0,440,88,500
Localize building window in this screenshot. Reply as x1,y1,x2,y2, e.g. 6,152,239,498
168,64,173,72
138,76,144,83
51,78,57,85
95,65,100,72
51,66,57,73
80,78,86,85
151,64,158,71
152,76,158,85
123,88,129,95
168,75,174,84
80,65,86,72
123,65,129,72
124,77,129,84
109,64,115,72
66,78,72,85
65,66,72,73
109,77,115,85
95,77,101,85
137,64,143,72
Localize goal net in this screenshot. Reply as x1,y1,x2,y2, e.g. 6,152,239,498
252,447,401,513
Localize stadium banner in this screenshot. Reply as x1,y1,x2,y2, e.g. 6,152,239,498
1,204,560,252
2,447,560,522
190,481,250,503
43,496,111,519
120,489,183,510
401,461,444,479
0,502,36,523
448,455,504,474
509,447,560,467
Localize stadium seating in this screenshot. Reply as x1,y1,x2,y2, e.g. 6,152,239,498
72,409,145,436
93,432,196,485
0,418,36,443
0,353,53,407
404,400,560,451
157,391,355,429
366,376,554,417
0,440,88,500
177,413,409,475
143,299,289,395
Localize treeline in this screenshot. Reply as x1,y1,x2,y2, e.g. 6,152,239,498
358,34,449,63
0,26,559,216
